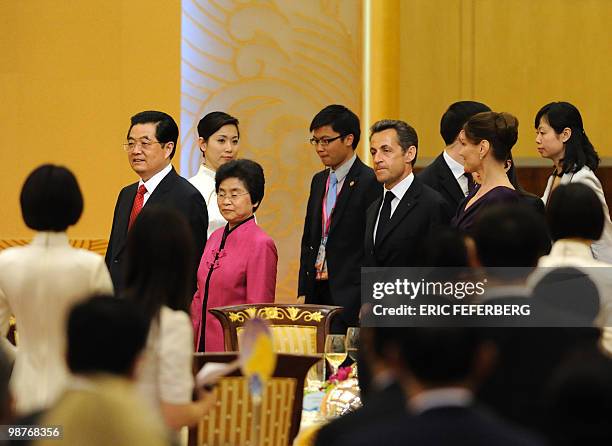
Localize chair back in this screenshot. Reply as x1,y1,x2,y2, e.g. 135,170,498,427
209,304,342,354
189,353,319,446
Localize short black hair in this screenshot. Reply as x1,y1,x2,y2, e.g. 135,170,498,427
370,119,419,165
215,159,265,212
440,101,491,145
67,296,149,376
128,111,179,159
399,327,485,384
124,207,195,322
474,204,551,267
309,105,360,150
547,183,604,241
197,111,240,141
20,164,83,231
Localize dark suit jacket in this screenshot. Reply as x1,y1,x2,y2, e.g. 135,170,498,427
478,326,601,434
298,156,380,329
314,380,405,446
418,153,465,221
338,405,544,446
364,177,448,267
105,167,208,294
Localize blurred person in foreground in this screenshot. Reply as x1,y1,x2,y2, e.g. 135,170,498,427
124,207,215,428
36,297,169,446
331,328,544,446
0,165,113,415
314,328,405,446
471,204,601,434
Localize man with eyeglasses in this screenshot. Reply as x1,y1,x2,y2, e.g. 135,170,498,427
298,104,380,333
105,111,207,295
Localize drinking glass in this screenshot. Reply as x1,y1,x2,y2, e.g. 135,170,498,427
345,327,360,376
325,334,347,376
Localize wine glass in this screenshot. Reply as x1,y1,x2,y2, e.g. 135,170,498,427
324,334,347,377
345,327,360,376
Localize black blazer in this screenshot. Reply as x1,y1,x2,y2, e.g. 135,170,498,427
337,405,544,446
418,153,465,221
105,167,208,294
298,156,380,328
364,177,448,267
314,380,405,446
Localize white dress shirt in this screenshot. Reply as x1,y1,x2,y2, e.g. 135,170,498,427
374,172,414,241
139,163,172,205
189,164,226,238
443,150,469,196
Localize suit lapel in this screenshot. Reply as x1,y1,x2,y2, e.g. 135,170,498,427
145,167,177,206
436,155,464,204
329,157,363,236
311,170,327,241
375,179,422,248
111,182,138,259
365,195,382,252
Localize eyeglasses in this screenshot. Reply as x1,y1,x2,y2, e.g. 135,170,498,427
123,140,164,152
309,135,345,147
217,191,250,201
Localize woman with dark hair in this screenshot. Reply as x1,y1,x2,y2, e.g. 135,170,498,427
191,159,277,352
532,183,612,331
0,164,113,415
451,112,521,233
189,111,240,237
535,101,612,262
124,207,214,430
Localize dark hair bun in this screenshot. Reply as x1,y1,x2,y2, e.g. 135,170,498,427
494,112,519,152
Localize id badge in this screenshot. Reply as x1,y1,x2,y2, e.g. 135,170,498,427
314,238,328,280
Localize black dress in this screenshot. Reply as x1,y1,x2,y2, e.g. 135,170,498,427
452,185,521,234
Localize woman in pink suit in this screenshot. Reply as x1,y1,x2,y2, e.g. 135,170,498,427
191,159,277,351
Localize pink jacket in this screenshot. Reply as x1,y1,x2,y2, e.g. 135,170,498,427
191,218,277,351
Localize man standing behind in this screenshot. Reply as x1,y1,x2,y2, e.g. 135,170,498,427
106,111,207,294
299,105,380,332
418,101,491,219
365,120,447,267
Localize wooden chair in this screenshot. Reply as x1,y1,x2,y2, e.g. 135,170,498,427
189,352,319,446
209,304,342,354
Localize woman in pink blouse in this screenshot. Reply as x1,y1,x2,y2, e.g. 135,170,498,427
191,159,277,351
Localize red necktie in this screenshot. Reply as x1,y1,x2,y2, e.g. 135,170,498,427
128,184,147,230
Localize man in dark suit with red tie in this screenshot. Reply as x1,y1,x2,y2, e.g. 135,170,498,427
418,101,491,220
364,120,448,267
105,111,207,295
298,105,380,332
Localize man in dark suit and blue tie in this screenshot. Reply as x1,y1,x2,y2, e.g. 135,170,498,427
105,111,207,295
298,105,380,332
365,120,448,267
418,101,491,220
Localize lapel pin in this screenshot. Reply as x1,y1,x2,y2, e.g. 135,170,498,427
349,180,355,187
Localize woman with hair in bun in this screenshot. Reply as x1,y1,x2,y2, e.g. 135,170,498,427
452,112,521,233
535,101,612,263
189,111,240,237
